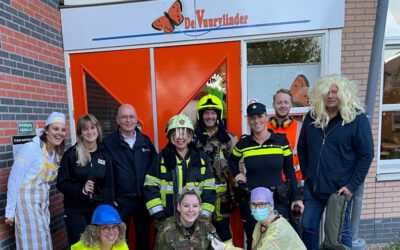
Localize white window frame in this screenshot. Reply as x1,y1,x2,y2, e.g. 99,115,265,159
377,38,400,181
241,29,342,133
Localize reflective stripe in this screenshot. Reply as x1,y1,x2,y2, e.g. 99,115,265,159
202,203,215,213
200,166,205,175
203,178,215,187
160,164,167,174
282,147,292,156
232,148,242,157
294,165,301,171
243,148,285,157
146,199,162,209
148,205,164,215
145,174,160,183
216,185,227,193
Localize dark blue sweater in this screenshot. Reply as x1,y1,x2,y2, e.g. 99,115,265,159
298,112,374,199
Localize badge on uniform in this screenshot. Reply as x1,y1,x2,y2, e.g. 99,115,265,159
142,148,150,152
98,159,105,165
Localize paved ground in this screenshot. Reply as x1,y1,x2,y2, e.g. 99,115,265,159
366,244,389,250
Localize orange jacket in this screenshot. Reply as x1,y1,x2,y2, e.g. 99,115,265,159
267,118,302,182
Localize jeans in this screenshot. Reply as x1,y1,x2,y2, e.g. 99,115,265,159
301,185,352,250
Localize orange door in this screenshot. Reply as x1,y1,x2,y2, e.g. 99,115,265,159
69,41,243,248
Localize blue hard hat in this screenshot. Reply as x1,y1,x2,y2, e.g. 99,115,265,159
91,204,122,225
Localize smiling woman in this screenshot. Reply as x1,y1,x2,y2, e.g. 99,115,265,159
155,188,218,250
5,112,67,250
57,114,115,246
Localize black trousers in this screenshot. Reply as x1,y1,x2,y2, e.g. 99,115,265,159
117,196,150,250
239,198,290,250
64,205,94,246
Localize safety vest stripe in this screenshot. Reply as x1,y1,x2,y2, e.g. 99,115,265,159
282,148,292,156
203,178,216,186
148,204,164,215
202,203,215,213
146,198,162,208
201,166,206,175
145,175,161,183
161,165,167,174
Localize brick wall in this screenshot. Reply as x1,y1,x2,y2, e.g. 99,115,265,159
0,0,68,249
342,0,400,243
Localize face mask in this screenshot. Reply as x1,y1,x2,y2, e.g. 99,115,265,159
251,208,270,222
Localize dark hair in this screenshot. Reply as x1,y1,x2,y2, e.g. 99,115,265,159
177,187,202,206
40,124,65,160
273,89,293,103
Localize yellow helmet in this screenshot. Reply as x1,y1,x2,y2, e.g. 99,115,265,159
197,94,224,120
166,113,194,136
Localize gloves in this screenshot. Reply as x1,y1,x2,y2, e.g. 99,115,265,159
211,238,226,250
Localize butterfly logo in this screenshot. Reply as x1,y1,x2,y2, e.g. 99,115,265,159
290,74,310,107
152,0,184,34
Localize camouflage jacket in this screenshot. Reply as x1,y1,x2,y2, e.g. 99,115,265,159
194,127,238,184
155,214,218,250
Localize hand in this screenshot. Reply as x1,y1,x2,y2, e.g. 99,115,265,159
5,217,14,226
234,173,247,183
84,180,94,194
291,200,304,213
211,237,226,250
337,186,353,198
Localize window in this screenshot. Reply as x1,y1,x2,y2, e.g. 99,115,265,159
246,36,322,114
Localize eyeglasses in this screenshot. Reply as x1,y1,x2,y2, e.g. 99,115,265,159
250,202,272,209
100,225,119,233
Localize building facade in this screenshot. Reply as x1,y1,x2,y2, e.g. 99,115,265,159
0,0,399,249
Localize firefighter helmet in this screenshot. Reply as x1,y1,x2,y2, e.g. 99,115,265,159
197,94,224,120
166,113,194,136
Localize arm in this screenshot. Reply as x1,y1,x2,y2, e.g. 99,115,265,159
297,113,309,179
103,150,115,205
228,139,243,178
143,155,165,220
56,148,87,200
6,143,34,219
345,114,374,194
154,227,173,250
281,137,301,201
200,156,216,218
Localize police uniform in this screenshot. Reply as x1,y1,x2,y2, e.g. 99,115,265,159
155,214,217,250
229,131,302,249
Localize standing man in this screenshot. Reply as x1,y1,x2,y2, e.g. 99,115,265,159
267,89,303,235
104,104,156,250
298,75,374,250
194,94,238,245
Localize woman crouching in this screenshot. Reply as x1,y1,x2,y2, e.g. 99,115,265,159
71,204,128,250
155,187,219,250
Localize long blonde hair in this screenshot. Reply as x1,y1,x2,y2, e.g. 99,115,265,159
76,114,103,166
309,74,365,128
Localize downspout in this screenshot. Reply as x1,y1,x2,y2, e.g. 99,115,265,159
352,0,388,249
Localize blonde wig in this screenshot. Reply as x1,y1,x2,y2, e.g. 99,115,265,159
76,114,103,166
79,222,126,248
309,74,365,128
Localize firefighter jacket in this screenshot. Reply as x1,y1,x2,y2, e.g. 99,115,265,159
155,214,217,250
194,124,238,184
144,145,216,220
267,118,303,182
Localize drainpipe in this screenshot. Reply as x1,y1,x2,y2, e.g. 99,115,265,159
352,0,388,249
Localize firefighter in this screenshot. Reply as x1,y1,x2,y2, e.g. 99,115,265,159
144,113,216,228
193,94,238,244
266,89,303,235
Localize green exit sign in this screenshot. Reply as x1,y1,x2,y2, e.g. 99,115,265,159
18,122,34,134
